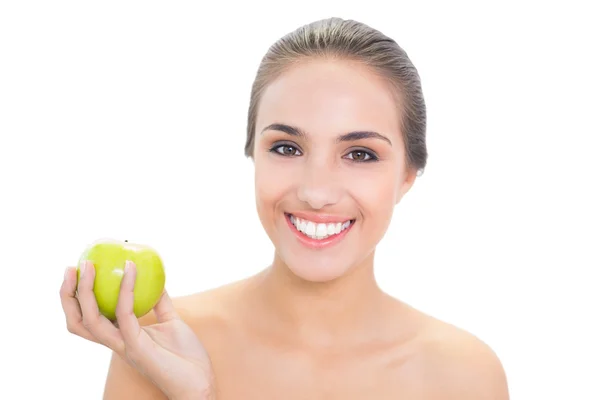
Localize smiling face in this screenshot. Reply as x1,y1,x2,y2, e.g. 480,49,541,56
253,58,417,282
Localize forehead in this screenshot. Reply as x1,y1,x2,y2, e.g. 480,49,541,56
257,59,402,142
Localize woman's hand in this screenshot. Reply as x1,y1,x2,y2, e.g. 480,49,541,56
60,260,215,400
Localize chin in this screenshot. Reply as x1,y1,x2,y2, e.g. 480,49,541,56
281,253,354,283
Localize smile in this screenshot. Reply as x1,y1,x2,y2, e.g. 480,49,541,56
285,213,355,247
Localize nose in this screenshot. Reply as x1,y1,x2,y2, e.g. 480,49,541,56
296,161,342,210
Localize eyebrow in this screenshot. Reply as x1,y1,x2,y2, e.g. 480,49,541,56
260,123,392,146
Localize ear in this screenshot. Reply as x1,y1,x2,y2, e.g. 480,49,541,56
395,167,418,204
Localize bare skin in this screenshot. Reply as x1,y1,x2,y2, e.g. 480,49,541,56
103,270,508,399
64,58,509,399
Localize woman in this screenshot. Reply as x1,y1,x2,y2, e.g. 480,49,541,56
60,17,509,399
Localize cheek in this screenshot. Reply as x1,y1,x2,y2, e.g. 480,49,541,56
350,168,398,220
254,158,292,214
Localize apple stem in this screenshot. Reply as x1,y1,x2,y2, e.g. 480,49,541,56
125,240,128,242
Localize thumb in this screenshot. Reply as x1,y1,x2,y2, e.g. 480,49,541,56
153,290,180,323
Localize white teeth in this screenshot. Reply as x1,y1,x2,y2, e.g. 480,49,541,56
289,215,353,240
305,221,316,236
300,219,307,232
327,223,336,235
316,223,327,239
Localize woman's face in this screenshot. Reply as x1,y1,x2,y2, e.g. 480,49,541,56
253,59,417,282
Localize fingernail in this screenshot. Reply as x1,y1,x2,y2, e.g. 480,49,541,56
124,260,133,274
80,261,87,277
64,267,70,280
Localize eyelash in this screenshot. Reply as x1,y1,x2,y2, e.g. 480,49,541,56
269,143,380,163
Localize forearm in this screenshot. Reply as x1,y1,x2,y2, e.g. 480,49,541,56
171,387,215,400
168,377,216,400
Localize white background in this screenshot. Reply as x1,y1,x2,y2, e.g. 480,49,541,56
1,1,598,399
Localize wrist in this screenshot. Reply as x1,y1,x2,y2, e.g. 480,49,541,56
171,385,215,400
166,369,216,400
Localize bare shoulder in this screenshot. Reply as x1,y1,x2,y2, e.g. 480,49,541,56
103,280,246,399
409,314,510,400
169,278,247,326
132,276,250,327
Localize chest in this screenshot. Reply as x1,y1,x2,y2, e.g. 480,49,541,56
207,336,426,400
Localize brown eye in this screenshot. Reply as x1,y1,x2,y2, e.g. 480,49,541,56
281,146,296,155
272,144,301,157
345,149,377,162
351,151,368,161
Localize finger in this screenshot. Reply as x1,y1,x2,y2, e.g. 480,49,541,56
153,290,181,323
77,260,124,353
59,266,97,342
115,260,142,348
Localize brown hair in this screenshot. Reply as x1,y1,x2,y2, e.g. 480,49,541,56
244,17,428,175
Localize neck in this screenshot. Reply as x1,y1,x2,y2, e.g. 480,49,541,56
249,251,390,347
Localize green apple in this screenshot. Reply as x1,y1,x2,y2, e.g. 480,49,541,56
76,238,166,321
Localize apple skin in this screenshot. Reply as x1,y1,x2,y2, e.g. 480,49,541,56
76,239,166,321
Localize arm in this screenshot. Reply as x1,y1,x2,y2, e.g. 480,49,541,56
103,351,168,400
103,352,216,400
102,309,168,399
102,305,215,400
61,264,215,399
